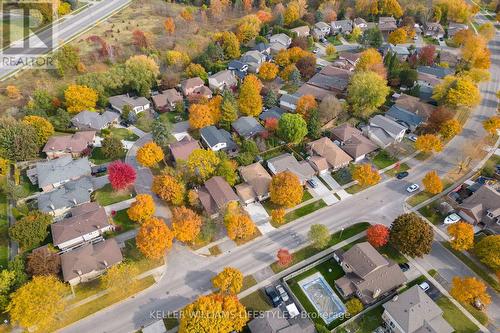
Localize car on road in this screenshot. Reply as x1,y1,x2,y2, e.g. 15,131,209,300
312,48,319,54
407,134,418,142
396,171,409,179
406,184,420,193
444,213,461,224
307,179,319,188
419,281,430,292
276,284,289,302
398,262,410,272
265,286,282,307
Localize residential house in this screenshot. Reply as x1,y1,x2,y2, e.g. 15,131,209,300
236,162,272,204
307,137,352,173
384,44,410,61
241,50,267,73
208,70,238,92
417,65,453,88
108,94,150,115
291,26,310,37
37,177,93,218
386,105,423,132
259,106,285,121
447,22,468,38
60,238,123,285
28,156,92,192
151,89,183,113
299,66,353,100
43,131,96,159
338,52,361,67
228,60,248,79
382,285,454,333
253,42,271,55
269,33,292,48
71,111,119,131
394,93,436,122
438,50,459,67
169,137,201,164
331,20,353,34
232,116,265,139
198,176,239,217
353,17,368,30
172,121,190,141
280,93,300,111
296,83,335,102
458,185,500,227
267,153,315,185
378,17,397,36
200,125,237,154
331,124,378,162
334,242,407,304
180,77,212,99
314,22,331,38
363,115,407,148
51,202,112,250
248,308,315,333
423,22,445,39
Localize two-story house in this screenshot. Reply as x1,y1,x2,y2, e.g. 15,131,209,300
208,70,238,91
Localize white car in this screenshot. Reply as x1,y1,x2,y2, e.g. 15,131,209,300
406,184,420,193
276,284,289,302
419,281,430,292
444,213,461,224
408,134,418,142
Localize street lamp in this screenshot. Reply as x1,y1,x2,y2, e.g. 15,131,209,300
339,227,345,240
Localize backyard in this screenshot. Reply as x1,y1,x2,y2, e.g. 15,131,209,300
110,209,137,235
107,128,139,141
90,147,125,165
93,184,134,206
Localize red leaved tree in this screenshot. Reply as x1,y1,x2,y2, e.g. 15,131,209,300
108,161,136,190
277,248,292,267
418,45,436,66
366,224,390,248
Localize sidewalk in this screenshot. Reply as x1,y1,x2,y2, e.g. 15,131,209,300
104,198,135,214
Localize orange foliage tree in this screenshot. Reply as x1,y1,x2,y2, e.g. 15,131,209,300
136,217,174,259
296,94,317,119
439,119,461,139
415,134,443,153
211,267,243,294
226,213,256,241
269,171,303,208
356,48,383,73
461,35,491,69
448,221,474,251
422,170,443,194
152,173,186,205
64,84,98,113
172,206,202,243
238,74,263,117
482,116,500,136
277,248,293,267
388,27,407,44
127,194,155,223
271,208,286,225
450,276,491,307
366,224,390,248
189,104,213,129
136,141,164,167
164,17,175,35
258,62,279,81
352,163,381,187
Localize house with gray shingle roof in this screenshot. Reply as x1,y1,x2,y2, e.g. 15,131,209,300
37,177,93,218
200,126,237,154
29,156,92,192
108,94,150,115
267,153,315,185
71,111,119,131
363,115,407,148
259,107,285,121
447,22,468,38
241,50,267,73
386,105,423,132
331,20,353,34
232,116,264,139
208,70,238,91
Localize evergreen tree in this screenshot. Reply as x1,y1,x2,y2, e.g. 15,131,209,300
290,69,301,85
264,90,278,108
152,119,172,149
220,91,238,130
307,108,321,139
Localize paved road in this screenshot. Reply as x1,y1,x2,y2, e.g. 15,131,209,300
0,0,131,80
61,16,499,333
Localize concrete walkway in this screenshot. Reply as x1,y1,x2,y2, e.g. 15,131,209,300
104,198,135,214
128,125,147,138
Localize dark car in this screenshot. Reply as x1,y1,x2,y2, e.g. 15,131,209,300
398,262,410,272
265,286,282,307
396,171,409,179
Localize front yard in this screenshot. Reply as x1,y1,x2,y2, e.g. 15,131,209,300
90,147,125,165
436,296,479,333
93,184,134,206
110,209,137,234
372,150,398,170
406,179,453,207
107,128,139,141
262,191,313,214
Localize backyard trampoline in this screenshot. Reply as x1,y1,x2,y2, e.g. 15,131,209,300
298,272,346,324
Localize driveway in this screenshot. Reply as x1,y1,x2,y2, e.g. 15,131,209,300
319,173,351,199
244,202,274,234
308,176,338,206
91,175,109,190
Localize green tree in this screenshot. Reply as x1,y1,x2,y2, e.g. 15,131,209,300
360,27,383,48
278,113,308,144
264,90,278,108
348,71,390,118
345,298,364,315
474,235,500,271
389,213,433,257
8,255,28,289
9,211,52,250
307,108,321,139
151,118,173,149
216,160,238,186
220,91,239,130
308,224,330,249
0,270,15,311
54,44,80,77
101,136,125,160
0,117,40,161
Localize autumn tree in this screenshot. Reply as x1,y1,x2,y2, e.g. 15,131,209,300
461,35,491,69
172,206,202,243
482,116,500,136
127,194,155,223
132,30,153,50
9,211,52,250
270,171,303,208
284,1,300,25
277,248,293,267
108,161,136,190
7,276,67,332
101,136,125,160
348,71,389,118
186,149,221,183
296,95,317,119
356,48,383,73
220,91,238,129
214,31,241,59
26,248,60,276
225,211,256,241
389,213,433,257
268,208,285,226
258,62,279,81
432,75,481,108
152,173,186,205
448,222,474,251
388,27,407,44
238,74,263,117
439,119,461,139
415,134,443,154
418,45,436,66
319,95,343,124
137,217,174,259
212,267,243,294
308,224,330,249
425,107,454,133
236,15,261,43
326,44,336,56
450,276,491,307
179,293,248,333
165,50,190,69
184,63,208,82
189,104,213,129
164,17,175,35
64,84,98,113
100,262,139,297
366,224,390,248
352,163,381,187
22,115,54,146
124,55,160,96
277,113,308,144
422,170,443,194
478,22,495,41
136,141,164,167
296,55,317,80
474,235,500,271
345,298,364,315
5,85,21,99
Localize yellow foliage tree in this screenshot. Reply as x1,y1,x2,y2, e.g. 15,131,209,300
258,62,279,81
432,75,480,108
422,170,443,194
125,54,160,76
326,44,336,56
296,94,317,119
152,173,186,205
172,206,202,243
482,116,500,136
184,63,208,81
448,221,474,251
207,95,223,124
127,194,155,223
415,134,443,153
388,27,407,44
478,22,495,41
189,104,213,129
226,213,256,241
136,217,174,259
439,119,461,139
165,50,190,69
461,35,491,69
238,74,263,117
269,171,303,208
356,48,383,73
186,149,221,183
236,15,261,43
271,208,286,225
64,84,98,113
22,115,55,146
214,31,241,59
136,141,164,167
352,163,381,187
100,262,140,297
284,2,300,25
5,85,21,99
450,276,491,307
212,267,243,294
279,64,297,80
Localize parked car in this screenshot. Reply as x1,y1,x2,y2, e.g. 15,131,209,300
307,179,319,188
276,284,289,302
312,48,319,54
444,213,462,224
396,171,409,179
419,281,430,292
398,262,410,272
265,286,282,307
406,184,420,193
407,134,418,142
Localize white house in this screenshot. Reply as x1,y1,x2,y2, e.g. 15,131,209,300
208,70,238,91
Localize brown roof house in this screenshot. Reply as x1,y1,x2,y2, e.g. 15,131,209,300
169,137,201,164
152,89,183,113
334,242,407,304
43,131,96,159
51,202,113,250
331,124,378,162
267,153,315,185
458,185,500,226
235,162,272,204
394,94,436,122
378,17,397,35
307,137,352,173
423,22,445,39
382,285,453,333
61,238,123,285
180,77,212,99
198,176,239,218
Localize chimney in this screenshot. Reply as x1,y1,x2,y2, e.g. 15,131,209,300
392,295,398,302
373,288,381,299
103,260,108,267
49,204,55,210
72,198,77,205
76,270,82,275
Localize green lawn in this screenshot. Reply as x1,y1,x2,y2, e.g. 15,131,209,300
19,171,39,197
418,203,444,225
123,239,164,273
283,200,327,224
384,163,410,178
372,150,398,169
111,209,137,234
407,180,452,207
379,244,407,264
327,35,343,46
242,275,257,291
481,154,500,178
436,296,479,333
332,165,353,185
423,36,439,45
357,305,384,332
345,183,371,194
108,128,139,141
240,290,272,312
89,147,124,165
260,146,288,161
93,184,134,206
